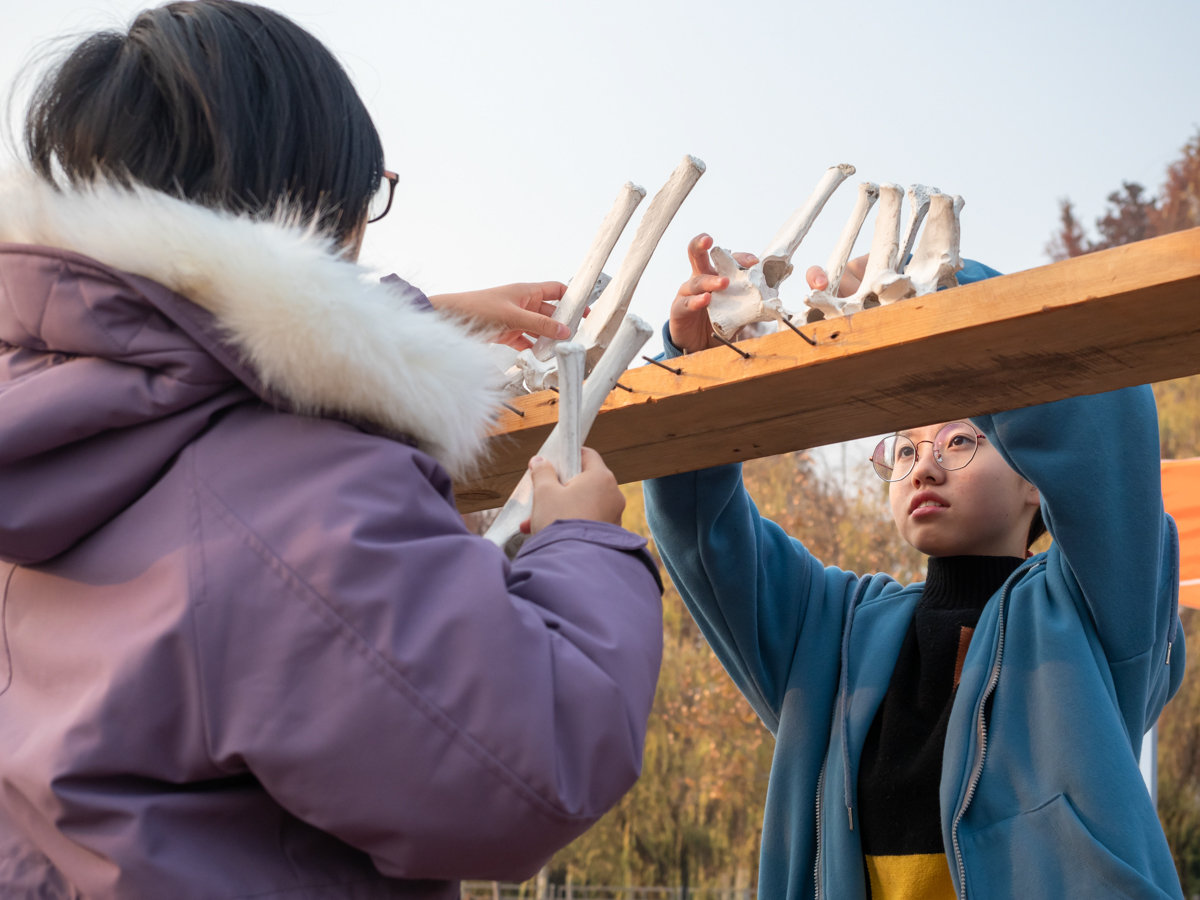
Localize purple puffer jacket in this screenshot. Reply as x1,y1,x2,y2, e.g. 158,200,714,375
0,175,663,899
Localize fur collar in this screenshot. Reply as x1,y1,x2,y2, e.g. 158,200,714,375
0,171,505,478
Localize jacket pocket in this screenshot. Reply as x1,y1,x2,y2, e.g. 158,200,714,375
958,793,1174,899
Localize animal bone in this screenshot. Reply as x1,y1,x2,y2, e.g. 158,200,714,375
547,342,585,481
896,184,933,275
529,183,645,362
484,314,654,554
836,183,915,315
513,273,610,391
805,184,966,320
578,156,705,370
708,164,855,340
900,191,964,295
804,181,879,322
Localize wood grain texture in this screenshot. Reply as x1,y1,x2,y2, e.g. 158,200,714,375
457,227,1200,512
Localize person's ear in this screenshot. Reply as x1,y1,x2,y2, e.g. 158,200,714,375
1025,482,1041,511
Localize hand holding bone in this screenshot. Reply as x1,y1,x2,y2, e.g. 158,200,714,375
429,282,569,350
670,234,759,354
519,447,625,535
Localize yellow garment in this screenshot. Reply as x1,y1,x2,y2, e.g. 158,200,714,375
865,853,956,900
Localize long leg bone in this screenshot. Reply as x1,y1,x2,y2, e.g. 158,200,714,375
804,181,879,322
578,157,705,370
547,342,585,480
708,164,855,340
530,183,645,362
484,314,654,553
896,184,933,274
838,183,914,314
901,192,964,295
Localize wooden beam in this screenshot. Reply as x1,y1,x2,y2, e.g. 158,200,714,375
457,227,1200,512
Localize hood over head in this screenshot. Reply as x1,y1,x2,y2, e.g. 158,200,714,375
0,172,506,564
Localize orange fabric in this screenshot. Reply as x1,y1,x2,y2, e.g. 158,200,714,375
1162,458,1200,609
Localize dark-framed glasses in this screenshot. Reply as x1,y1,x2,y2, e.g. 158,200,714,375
869,422,984,482
367,169,398,223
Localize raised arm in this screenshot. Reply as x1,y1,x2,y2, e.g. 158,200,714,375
974,385,1184,729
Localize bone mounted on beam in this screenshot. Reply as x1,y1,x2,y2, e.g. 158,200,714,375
531,182,646,362
757,163,855,289
483,314,654,551
804,181,880,321
841,182,909,313
896,185,933,275
577,156,705,365
904,192,964,295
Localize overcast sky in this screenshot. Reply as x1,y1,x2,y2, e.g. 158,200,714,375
3,0,1197,361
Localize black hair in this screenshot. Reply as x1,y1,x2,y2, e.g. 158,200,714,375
23,0,383,245
1028,507,1047,550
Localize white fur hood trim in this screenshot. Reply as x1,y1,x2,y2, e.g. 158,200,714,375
0,171,505,478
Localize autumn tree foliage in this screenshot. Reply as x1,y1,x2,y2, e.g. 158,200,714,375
1046,128,1200,259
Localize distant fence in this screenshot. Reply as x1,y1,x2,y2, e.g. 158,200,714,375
460,886,753,900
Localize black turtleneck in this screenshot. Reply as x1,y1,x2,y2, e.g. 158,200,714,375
858,555,1022,858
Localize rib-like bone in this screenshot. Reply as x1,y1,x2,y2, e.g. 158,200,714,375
530,184,645,362
547,343,585,481
709,164,854,340
804,181,879,322
484,314,654,552
758,163,856,288
896,185,932,274
902,192,964,295
839,183,913,314
578,157,705,368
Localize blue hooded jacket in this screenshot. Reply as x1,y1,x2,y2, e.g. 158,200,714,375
643,262,1185,899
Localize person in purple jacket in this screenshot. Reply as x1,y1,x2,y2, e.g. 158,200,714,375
0,2,663,897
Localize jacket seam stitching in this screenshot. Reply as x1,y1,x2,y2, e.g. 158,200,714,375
192,477,592,825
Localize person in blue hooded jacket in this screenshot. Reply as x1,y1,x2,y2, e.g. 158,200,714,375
643,234,1186,900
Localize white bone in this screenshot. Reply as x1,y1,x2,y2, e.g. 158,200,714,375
515,273,610,392
901,191,964,295
707,251,782,339
530,183,645,362
484,314,654,553
708,164,854,340
896,185,932,274
803,181,879,322
838,183,914,314
758,163,857,288
578,156,705,368
547,343,585,481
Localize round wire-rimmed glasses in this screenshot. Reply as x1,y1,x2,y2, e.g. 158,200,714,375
869,422,984,482
367,170,398,223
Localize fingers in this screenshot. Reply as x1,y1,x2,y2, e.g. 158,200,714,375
687,233,718,276
676,272,728,303
805,265,829,291
731,251,759,268
578,446,607,475
527,454,560,487
509,307,570,341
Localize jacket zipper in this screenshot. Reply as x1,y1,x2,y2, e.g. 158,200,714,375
949,563,1037,898
814,757,827,900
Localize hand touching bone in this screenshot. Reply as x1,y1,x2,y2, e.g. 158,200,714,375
510,156,705,393
707,164,855,340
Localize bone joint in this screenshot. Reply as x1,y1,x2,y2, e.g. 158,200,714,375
484,315,654,554
707,164,855,341
511,157,704,393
